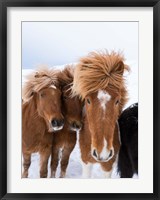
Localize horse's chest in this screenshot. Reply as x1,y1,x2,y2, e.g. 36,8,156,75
24,130,52,153
54,130,75,143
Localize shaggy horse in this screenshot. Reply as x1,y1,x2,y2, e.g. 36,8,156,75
118,103,138,178
22,67,64,178
72,51,129,178
50,66,83,178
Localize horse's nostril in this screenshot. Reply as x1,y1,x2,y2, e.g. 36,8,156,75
51,119,64,127
57,119,64,127
51,119,58,127
72,122,76,128
72,122,81,129
109,149,113,158
60,119,65,126
72,122,80,128
93,149,98,158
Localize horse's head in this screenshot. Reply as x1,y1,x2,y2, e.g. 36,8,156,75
62,85,83,132
36,85,64,132
72,51,129,162
22,67,65,132
59,65,83,132
85,89,121,162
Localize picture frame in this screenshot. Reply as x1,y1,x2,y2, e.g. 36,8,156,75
0,0,160,199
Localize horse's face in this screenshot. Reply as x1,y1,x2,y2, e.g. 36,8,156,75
37,85,64,132
62,87,83,131
85,89,120,162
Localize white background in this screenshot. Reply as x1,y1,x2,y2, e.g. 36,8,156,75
7,7,153,193
22,22,138,69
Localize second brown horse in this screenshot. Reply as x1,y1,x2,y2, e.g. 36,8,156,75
50,66,83,178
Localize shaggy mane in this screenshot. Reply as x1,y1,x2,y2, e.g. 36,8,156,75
72,51,130,111
22,66,59,102
58,64,75,88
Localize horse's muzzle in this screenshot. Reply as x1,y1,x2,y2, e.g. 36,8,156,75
51,118,64,131
91,148,114,162
70,121,82,132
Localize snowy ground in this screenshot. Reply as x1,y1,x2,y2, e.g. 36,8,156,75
27,134,120,179
22,60,138,179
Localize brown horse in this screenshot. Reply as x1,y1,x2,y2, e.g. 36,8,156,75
72,51,129,178
22,67,64,178
50,66,83,178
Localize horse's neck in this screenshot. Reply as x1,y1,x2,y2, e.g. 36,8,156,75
83,116,91,137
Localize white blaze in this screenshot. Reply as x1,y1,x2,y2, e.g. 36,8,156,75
97,90,111,111
100,139,109,159
99,138,114,161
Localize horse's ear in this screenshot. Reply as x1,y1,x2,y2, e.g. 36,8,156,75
34,72,39,78
115,61,124,76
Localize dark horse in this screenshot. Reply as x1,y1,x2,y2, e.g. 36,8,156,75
118,103,138,178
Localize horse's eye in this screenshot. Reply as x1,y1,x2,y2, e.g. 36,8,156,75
86,98,91,104
115,100,119,105
40,92,45,98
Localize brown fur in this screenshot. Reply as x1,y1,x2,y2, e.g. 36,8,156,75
72,51,129,177
72,51,129,113
22,66,59,102
22,67,63,178
50,66,83,178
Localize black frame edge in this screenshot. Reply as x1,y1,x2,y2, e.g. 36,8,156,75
0,0,160,199
153,1,160,200
0,0,160,7
0,193,157,200
0,0,7,200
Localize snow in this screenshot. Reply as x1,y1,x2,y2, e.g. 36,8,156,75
27,135,120,179
22,61,138,179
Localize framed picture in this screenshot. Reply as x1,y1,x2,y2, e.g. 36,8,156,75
0,0,160,199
